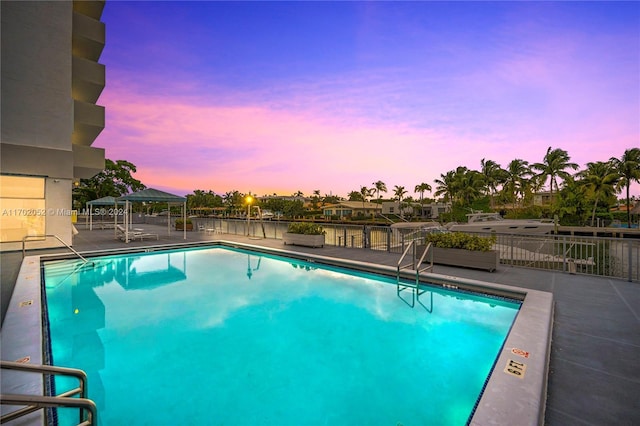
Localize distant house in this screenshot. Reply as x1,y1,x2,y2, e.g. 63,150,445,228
533,191,553,206
382,201,450,219
323,201,382,218
381,201,414,217
413,202,451,219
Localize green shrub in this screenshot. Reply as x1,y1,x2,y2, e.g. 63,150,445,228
174,218,192,225
425,232,496,252
287,222,325,235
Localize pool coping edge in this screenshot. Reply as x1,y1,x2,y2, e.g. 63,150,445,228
2,241,552,426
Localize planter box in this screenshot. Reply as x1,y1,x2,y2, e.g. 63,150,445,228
418,245,499,272
176,223,193,231
283,232,325,248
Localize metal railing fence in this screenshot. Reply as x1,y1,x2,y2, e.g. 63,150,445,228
189,218,640,282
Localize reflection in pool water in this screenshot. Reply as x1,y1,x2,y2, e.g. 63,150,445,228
44,246,520,426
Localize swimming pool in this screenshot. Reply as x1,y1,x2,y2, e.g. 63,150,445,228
42,245,521,425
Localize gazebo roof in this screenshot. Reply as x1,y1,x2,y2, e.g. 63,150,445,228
87,196,125,206
117,188,186,203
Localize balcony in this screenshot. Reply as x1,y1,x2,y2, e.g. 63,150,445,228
73,100,104,147
72,11,105,62
73,144,105,179
72,56,105,103
73,0,105,21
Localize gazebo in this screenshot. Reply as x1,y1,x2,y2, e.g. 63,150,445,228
85,196,126,230
117,188,187,243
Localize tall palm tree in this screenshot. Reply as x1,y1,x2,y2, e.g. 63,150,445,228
372,180,387,202
414,182,432,216
610,148,640,227
532,147,579,202
393,185,408,218
577,161,620,226
480,158,506,208
434,170,456,204
502,159,531,206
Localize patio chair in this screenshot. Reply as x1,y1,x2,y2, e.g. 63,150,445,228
116,225,158,241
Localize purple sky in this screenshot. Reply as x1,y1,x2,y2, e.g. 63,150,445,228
95,1,640,199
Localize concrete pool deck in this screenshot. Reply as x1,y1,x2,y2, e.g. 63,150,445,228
2,225,639,425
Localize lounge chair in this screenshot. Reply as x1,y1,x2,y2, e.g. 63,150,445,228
116,225,158,242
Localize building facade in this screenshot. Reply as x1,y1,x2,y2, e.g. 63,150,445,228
1,1,106,250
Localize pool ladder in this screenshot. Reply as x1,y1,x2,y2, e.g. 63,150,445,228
0,361,97,425
396,240,434,309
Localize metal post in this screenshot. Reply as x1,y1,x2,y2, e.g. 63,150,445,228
510,234,514,266
562,236,567,272
628,241,633,282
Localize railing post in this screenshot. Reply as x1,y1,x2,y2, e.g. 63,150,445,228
510,234,514,266
387,227,391,253
628,241,633,282
562,236,567,272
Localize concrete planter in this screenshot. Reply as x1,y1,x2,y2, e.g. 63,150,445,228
283,232,325,248
418,245,499,272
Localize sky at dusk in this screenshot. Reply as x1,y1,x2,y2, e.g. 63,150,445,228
95,1,640,199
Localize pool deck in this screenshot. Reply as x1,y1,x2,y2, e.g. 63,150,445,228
2,224,639,425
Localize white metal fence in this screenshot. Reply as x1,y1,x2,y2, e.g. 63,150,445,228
191,218,640,282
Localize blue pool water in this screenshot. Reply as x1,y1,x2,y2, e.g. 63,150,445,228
43,246,520,425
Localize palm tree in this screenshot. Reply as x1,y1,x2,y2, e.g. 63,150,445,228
532,147,579,202
434,170,456,204
359,186,374,211
577,161,620,226
455,170,485,207
372,180,387,203
502,159,531,206
480,159,506,208
414,182,432,217
312,189,321,209
393,185,408,218
610,148,640,227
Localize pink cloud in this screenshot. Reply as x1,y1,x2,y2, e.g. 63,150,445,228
96,64,639,198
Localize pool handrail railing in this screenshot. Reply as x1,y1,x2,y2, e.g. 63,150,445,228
0,360,97,425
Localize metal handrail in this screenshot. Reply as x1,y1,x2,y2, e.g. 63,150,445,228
22,234,89,263
0,361,96,425
416,242,433,274
397,240,416,282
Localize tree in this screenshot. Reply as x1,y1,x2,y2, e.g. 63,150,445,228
348,191,364,202
359,186,374,210
393,185,408,218
577,161,619,226
480,159,506,208
610,148,640,227
502,159,532,206
372,180,387,202
186,190,223,211
311,189,322,209
414,183,432,213
73,159,146,207
532,147,579,202
222,190,244,215
454,169,485,207
434,170,456,204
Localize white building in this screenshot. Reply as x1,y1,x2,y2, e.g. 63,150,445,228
1,1,106,251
